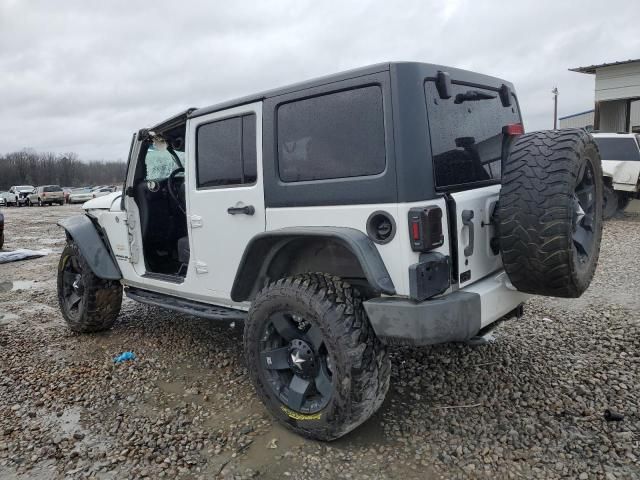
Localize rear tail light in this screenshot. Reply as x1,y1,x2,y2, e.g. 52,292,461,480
503,123,525,136
408,206,444,252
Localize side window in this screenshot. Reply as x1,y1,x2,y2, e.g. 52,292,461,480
277,86,386,182
196,113,257,188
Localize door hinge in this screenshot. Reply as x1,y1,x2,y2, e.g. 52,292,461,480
195,261,208,274
190,215,203,228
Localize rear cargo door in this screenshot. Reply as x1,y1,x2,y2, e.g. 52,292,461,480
424,79,521,287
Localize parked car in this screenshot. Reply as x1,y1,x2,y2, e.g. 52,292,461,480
8,185,35,206
91,186,116,199
0,191,17,207
56,62,604,441
27,185,65,206
68,188,94,204
592,132,640,219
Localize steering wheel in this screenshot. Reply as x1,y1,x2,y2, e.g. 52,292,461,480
167,167,186,215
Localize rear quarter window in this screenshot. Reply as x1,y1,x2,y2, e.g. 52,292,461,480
425,81,521,190
277,86,386,182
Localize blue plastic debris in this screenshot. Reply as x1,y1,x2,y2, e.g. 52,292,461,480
113,351,136,363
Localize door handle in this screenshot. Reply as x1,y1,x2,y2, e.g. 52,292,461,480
461,210,474,257
227,205,255,216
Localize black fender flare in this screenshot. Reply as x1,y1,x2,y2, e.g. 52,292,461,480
57,215,122,280
230,227,395,302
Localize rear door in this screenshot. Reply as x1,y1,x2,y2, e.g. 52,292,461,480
424,80,521,288
186,102,265,303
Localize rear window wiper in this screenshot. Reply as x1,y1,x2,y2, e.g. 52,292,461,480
454,90,497,104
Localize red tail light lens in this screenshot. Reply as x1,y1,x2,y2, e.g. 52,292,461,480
503,123,525,136
408,206,444,252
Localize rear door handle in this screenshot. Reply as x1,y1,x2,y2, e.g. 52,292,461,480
461,209,474,257
227,205,255,216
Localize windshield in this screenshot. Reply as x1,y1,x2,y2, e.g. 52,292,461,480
593,137,640,161
17,186,33,191
44,185,62,192
144,144,185,181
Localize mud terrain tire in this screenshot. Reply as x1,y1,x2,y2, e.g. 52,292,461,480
57,241,122,332
498,129,603,298
244,273,390,441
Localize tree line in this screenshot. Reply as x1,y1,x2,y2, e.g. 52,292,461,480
0,150,126,190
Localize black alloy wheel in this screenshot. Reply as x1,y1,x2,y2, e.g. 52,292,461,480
572,159,596,266
259,311,334,414
60,251,85,320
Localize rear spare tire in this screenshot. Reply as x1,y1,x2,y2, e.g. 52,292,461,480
498,129,603,298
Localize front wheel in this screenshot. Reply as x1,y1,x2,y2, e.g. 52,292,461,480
244,273,390,441
57,241,122,332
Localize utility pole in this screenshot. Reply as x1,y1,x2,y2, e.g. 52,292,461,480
552,87,559,129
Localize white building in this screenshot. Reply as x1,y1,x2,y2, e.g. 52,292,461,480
564,59,640,133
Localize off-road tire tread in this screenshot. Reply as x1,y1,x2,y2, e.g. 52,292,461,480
498,129,603,298
57,242,122,332
245,273,390,441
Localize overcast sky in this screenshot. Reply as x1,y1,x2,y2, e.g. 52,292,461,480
1,0,638,161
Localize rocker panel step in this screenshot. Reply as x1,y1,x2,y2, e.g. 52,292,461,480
125,287,247,321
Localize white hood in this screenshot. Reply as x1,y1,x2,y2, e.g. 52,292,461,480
82,191,122,210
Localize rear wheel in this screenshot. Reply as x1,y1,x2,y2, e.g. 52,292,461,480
498,129,603,298
244,273,390,441
57,241,122,332
603,185,618,220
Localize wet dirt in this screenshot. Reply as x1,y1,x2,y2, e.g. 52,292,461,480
1,203,640,479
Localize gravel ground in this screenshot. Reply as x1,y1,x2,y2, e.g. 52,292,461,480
0,204,639,480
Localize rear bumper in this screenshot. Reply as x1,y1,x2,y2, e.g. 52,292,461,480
363,270,529,346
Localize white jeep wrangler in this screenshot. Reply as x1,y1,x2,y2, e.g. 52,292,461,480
56,62,604,441
591,132,640,219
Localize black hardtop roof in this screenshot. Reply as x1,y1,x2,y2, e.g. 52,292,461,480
149,61,514,130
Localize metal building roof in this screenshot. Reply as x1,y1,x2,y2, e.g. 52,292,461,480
569,59,640,74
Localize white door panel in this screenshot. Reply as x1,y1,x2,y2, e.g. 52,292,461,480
186,103,265,301
450,185,502,287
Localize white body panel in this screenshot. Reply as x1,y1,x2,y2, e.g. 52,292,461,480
449,185,502,288
462,270,529,328
266,198,450,297
84,192,122,210
601,160,640,192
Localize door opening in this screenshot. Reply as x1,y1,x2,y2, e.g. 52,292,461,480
131,123,190,278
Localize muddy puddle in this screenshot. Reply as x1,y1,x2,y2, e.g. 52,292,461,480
0,280,35,292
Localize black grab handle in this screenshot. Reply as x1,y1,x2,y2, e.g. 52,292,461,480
462,210,474,257
227,205,255,216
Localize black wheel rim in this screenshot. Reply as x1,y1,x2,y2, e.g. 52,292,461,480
259,312,334,414
61,254,84,317
573,160,596,264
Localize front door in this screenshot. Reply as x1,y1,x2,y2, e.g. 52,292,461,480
186,102,265,304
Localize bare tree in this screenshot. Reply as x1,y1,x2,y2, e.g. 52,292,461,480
0,149,126,190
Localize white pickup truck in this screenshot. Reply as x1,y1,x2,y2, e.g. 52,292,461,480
592,133,640,218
